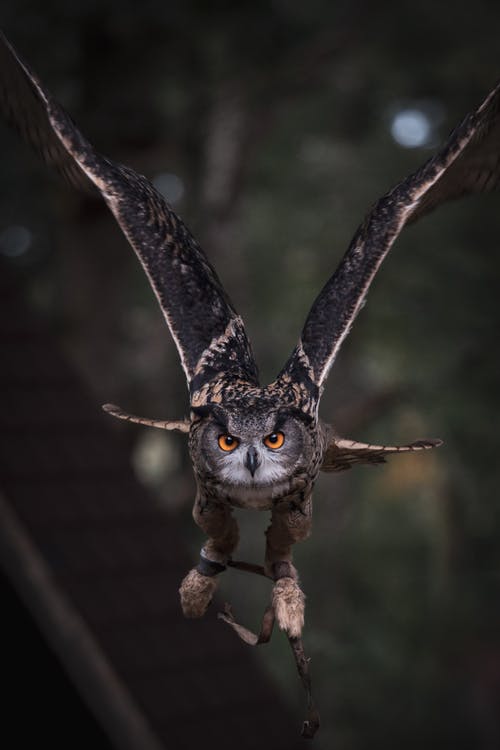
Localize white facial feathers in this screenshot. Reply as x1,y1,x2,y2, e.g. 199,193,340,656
197,412,308,491
216,440,290,486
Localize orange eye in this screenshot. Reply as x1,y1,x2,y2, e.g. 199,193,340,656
218,434,239,452
264,431,285,450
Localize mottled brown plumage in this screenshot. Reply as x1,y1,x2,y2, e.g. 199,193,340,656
1,29,498,737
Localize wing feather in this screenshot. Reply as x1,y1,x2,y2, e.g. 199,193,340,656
280,82,500,390
0,31,259,392
0,31,92,191
321,435,443,472
102,403,190,432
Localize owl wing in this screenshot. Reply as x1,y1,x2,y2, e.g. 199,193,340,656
102,403,190,432
0,31,93,192
321,435,443,473
0,32,259,394
279,82,500,391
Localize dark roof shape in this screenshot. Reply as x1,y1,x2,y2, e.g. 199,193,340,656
0,267,304,750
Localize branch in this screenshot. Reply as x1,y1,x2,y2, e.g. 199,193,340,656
217,558,320,739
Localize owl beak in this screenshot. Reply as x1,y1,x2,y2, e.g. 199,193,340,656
245,447,260,477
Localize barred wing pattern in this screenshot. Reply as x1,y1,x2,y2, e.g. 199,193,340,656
280,82,500,392
0,32,259,394
321,436,443,473
0,31,92,191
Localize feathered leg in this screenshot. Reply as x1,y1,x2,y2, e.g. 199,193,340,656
179,495,239,618
264,494,312,638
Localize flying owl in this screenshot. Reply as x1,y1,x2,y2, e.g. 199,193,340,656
2,30,499,737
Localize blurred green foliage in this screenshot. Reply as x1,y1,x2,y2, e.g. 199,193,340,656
1,1,499,747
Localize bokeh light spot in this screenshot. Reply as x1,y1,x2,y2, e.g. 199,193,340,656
390,109,432,148
0,225,33,257
152,172,185,205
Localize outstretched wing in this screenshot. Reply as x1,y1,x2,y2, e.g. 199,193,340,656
0,32,93,192
321,435,443,473
102,403,190,433
280,82,500,391
0,31,259,395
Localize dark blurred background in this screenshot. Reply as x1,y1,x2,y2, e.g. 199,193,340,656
1,1,499,748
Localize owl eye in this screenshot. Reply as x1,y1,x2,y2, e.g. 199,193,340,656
218,434,239,452
263,431,285,450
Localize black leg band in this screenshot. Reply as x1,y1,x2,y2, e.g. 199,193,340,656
196,554,227,577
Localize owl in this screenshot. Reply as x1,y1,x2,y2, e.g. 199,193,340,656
1,30,499,737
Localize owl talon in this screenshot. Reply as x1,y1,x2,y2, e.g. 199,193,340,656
272,576,305,638
179,568,218,618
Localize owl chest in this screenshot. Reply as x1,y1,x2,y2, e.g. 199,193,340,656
198,469,317,511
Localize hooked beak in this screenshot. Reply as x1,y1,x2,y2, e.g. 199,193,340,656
245,446,260,477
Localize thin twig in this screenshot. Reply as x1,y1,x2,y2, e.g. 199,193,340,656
218,603,275,645
227,559,271,579
288,636,321,739
218,594,320,737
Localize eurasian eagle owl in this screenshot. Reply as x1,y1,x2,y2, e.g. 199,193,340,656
2,30,499,737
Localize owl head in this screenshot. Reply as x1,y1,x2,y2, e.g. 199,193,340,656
190,393,315,494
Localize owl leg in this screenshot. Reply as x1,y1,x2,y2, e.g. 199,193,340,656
264,495,312,638
179,496,239,618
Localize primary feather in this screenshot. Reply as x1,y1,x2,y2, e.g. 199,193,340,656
280,81,500,391
0,30,258,395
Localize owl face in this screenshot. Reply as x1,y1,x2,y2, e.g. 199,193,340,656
193,404,312,492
